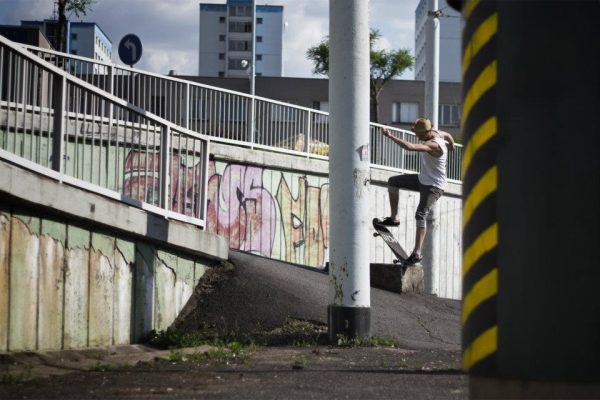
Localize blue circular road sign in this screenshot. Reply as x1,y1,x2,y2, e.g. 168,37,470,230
118,34,143,66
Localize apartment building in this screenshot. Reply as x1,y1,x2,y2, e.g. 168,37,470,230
21,20,112,65
199,0,284,78
414,0,462,83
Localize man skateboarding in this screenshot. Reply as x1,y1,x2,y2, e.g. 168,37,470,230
378,118,454,266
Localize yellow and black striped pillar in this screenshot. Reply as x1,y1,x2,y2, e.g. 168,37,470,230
455,0,600,393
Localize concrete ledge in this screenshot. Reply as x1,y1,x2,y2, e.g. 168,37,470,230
0,159,228,261
370,263,424,294
211,142,462,198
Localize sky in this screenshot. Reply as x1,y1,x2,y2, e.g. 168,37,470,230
0,0,425,79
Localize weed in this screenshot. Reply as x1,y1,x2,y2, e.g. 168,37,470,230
147,328,214,349
335,334,398,348
167,350,186,362
293,354,309,366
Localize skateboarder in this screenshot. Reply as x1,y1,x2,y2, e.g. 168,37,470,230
379,118,454,266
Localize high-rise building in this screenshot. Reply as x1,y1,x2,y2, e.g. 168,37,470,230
199,0,284,78
21,20,112,66
414,0,462,83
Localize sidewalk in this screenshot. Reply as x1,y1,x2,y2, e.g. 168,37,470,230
1,343,467,399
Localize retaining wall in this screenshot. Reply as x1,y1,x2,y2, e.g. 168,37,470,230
0,159,228,352
207,143,463,299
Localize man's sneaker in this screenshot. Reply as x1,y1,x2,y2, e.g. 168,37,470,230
378,217,400,227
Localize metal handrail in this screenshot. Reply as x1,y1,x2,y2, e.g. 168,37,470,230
19,40,463,182
0,34,210,227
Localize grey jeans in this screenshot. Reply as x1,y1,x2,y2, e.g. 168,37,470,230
388,174,444,228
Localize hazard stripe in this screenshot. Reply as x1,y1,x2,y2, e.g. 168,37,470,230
462,60,497,127
463,0,480,19
462,268,497,324
462,13,497,75
463,166,497,228
463,325,497,372
463,223,497,277
461,117,497,178
461,0,499,375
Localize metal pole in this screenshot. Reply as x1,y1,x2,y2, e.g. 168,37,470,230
423,0,441,295
249,0,256,147
327,0,371,342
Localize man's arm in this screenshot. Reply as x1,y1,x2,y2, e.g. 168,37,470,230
436,129,455,152
382,128,441,154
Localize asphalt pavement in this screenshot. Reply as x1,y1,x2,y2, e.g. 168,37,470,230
0,250,466,400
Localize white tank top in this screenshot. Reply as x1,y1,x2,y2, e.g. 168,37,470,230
418,135,447,189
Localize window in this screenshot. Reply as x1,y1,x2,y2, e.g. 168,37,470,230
229,21,252,33
312,101,329,112
218,53,225,60
219,34,226,41
256,17,263,24
70,49,78,55
71,33,78,40
392,102,418,123
256,36,263,43
229,39,251,51
229,5,251,17
219,16,226,23
256,54,262,61
312,101,329,122
439,104,460,126
218,71,225,77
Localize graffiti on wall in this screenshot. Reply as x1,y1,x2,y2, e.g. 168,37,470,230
123,151,202,217
121,153,331,267
206,161,329,267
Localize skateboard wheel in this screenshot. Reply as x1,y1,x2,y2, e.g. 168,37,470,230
393,259,400,264
373,232,380,237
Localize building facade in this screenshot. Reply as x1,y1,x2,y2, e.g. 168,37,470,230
199,0,284,78
21,20,112,65
414,0,462,83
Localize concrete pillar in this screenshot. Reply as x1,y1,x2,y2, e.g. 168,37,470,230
423,204,440,295
327,0,371,342
423,0,441,295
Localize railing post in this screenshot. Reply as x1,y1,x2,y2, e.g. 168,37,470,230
305,110,312,158
107,64,114,95
160,125,171,210
249,94,255,148
184,82,190,129
51,74,66,173
399,130,405,172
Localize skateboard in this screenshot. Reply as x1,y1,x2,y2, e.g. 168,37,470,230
372,218,409,265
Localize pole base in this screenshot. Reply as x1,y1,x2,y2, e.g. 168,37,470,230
327,305,371,343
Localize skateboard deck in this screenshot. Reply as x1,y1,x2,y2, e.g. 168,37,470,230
372,218,409,265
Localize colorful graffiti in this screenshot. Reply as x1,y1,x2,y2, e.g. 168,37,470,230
123,151,203,218
206,161,329,267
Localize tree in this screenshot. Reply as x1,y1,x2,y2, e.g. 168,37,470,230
56,0,95,52
306,30,414,123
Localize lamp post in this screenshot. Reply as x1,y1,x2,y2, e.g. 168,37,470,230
249,0,256,146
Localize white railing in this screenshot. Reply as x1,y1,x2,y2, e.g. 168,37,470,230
0,35,210,227
21,42,462,182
